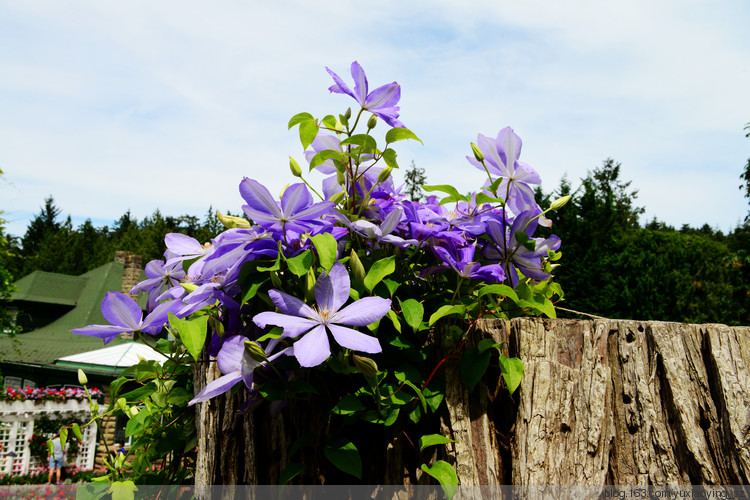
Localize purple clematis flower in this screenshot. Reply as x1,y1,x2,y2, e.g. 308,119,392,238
188,335,288,406
72,292,181,344
130,259,186,311
484,210,561,287
432,243,505,282
240,179,334,234
326,61,404,128
467,127,541,215
253,263,391,367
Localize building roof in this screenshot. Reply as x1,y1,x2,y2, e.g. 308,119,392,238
11,271,89,306
0,260,148,367
55,341,166,375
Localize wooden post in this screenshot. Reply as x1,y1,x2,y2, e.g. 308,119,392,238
193,318,750,485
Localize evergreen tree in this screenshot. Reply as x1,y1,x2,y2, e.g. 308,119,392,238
741,123,750,220
403,161,427,202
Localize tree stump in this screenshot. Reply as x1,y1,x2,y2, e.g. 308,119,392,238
193,318,750,485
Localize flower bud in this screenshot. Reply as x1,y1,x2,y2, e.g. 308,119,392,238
328,190,346,205
470,142,484,163
270,271,282,289
344,107,352,120
244,340,267,362
218,211,251,229
336,170,346,185
77,369,88,385
549,195,571,211
304,267,316,303
181,282,199,293
130,406,139,417
377,166,393,183
367,114,378,130
349,250,366,284
289,156,302,177
116,398,128,413
352,354,378,378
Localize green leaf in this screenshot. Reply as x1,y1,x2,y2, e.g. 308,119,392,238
428,304,466,326
382,148,399,169
71,423,83,442
398,298,424,332
340,134,377,151
323,440,362,479
487,177,503,196
476,284,518,302
59,427,68,446
499,354,524,394
477,338,501,353
421,461,458,499
279,462,305,485
400,379,427,412
309,149,346,171
109,481,138,500
299,119,318,151
285,249,313,277
256,252,281,272
418,434,456,452
382,278,400,296
385,127,423,144
474,192,505,205
168,313,208,362
310,233,337,272
288,112,314,129
422,184,463,201
364,255,396,291
386,310,402,334
321,115,337,129
119,381,157,403
332,395,365,415
167,388,191,406
461,346,491,392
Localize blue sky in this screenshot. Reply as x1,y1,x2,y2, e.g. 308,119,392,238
1,0,749,238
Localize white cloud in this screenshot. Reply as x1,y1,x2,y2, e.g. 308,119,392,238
1,0,748,238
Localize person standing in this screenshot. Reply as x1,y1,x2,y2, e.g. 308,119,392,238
47,435,64,484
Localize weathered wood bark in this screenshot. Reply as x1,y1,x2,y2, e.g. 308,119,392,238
194,318,750,485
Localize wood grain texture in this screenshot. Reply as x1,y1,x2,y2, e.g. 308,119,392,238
193,318,749,486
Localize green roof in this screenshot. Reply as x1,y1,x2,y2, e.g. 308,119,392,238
11,271,89,306
0,261,147,366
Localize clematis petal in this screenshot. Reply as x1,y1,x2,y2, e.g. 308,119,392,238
71,324,131,345
188,371,243,406
280,183,313,218
364,83,400,110
350,61,368,105
476,133,504,175
292,325,331,367
287,201,334,222
496,127,522,174
325,67,356,101
216,335,246,375
332,296,391,326
380,207,403,236
252,311,318,339
101,292,142,329
267,289,317,319
314,262,350,312
239,178,283,219
140,300,182,335
328,324,382,354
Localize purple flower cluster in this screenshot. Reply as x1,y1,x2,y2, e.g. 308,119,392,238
72,61,561,407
